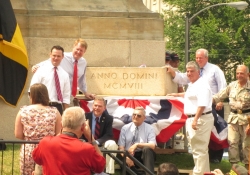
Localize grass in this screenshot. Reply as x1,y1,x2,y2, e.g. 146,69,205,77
114,152,232,175
0,144,20,175
1,144,233,175
155,152,231,173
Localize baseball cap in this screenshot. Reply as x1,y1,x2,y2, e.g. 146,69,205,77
170,53,181,61
165,51,171,61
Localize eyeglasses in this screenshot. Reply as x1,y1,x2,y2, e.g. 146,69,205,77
132,113,142,118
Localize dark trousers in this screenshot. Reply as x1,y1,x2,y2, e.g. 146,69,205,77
49,103,63,115
209,104,224,162
125,147,156,175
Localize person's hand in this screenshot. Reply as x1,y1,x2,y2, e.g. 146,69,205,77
84,92,95,100
82,120,92,141
245,124,250,135
211,169,224,175
32,65,40,73
128,143,137,155
192,120,198,130
215,102,224,111
166,93,179,97
166,66,176,78
125,157,134,167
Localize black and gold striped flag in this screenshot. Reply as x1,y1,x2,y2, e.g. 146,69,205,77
0,0,29,107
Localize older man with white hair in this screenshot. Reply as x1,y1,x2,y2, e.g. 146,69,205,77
168,61,214,175
32,107,105,175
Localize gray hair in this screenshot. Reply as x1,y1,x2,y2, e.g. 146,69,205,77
196,48,208,58
62,107,86,130
94,97,106,106
186,61,200,71
157,163,179,175
134,106,146,116
237,65,249,73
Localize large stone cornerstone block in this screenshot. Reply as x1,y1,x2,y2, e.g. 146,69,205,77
85,67,177,96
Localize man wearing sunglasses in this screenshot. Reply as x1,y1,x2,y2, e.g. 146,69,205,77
118,107,156,175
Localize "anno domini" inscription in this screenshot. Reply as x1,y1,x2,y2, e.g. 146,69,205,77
90,73,158,79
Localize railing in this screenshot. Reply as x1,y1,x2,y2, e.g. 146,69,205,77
0,140,154,175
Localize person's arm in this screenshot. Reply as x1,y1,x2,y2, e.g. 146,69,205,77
167,67,189,85
84,92,95,100
128,142,155,156
91,137,103,156
213,84,231,104
167,92,185,97
192,106,205,130
29,66,44,93
178,86,184,93
82,120,103,156
31,59,50,73
55,110,62,135
14,111,24,140
62,70,71,108
77,63,95,99
119,145,135,167
128,125,156,155
215,66,227,91
215,102,224,111
32,140,43,165
63,103,69,110
96,114,113,145
166,67,176,78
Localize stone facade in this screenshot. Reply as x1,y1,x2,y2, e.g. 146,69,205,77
0,0,169,140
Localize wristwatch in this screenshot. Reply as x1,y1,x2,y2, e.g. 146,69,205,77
92,141,97,145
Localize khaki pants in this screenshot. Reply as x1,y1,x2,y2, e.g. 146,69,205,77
186,114,214,175
104,140,118,174
228,123,250,164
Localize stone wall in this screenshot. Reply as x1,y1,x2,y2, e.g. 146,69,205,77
0,0,168,140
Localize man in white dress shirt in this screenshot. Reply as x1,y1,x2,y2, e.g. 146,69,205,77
32,38,95,100
167,48,227,163
29,45,70,114
169,61,214,175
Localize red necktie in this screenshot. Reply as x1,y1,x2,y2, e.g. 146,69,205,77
54,67,63,102
94,117,100,139
72,60,78,97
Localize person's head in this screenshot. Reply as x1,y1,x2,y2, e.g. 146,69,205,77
165,51,171,65
62,107,86,131
227,164,248,175
169,53,181,68
72,38,88,60
157,163,179,175
29,83,49,106
92,97,106,118
186,61,200,83
132,107,146,126
195,48,209,68
50,45,64,67
236,65,249,85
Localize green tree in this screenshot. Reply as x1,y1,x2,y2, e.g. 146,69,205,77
163,0,250,82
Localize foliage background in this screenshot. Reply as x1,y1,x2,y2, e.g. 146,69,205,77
162,0,250,82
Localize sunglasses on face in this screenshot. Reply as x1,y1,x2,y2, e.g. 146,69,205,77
132,113,142,118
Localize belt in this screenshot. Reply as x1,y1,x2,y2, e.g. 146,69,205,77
49,102,61,106
187,111,212,118
231,109,250,114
